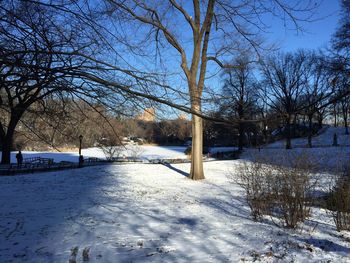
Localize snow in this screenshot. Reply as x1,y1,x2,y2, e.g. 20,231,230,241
1,160,350,262
1,131,350,262
1,146,237,163
266,125,350,148
0,146,189,163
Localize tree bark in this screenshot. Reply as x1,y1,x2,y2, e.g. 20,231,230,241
334,104,337,127
238,103,244,151
285,116,292,149
1,130,15,164
1,110,23,164
238,122,244,151
344,115,349,135
190,102,204,180
317,114,323,129
307,115,313,148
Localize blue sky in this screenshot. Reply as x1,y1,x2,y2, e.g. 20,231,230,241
268,1,341,52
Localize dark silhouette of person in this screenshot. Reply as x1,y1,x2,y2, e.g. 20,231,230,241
16,151,23,167
79,155,84,168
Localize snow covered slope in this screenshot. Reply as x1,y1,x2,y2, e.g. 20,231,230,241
267,125,350,148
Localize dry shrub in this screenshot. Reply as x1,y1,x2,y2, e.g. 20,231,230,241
98,136,123,160
326,168,350,231
269,154,316,228
236,160,274,221
236,152,317,228
127,145,145,159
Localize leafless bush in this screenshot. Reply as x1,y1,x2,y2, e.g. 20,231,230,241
236,152,317,228
98,137,123,160
82,247,90,261
326,168,350,231
236,160,274,221
69,246,79,263
269,154,316,228
127,145,145,159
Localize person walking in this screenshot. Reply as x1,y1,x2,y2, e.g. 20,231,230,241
16,151,23,167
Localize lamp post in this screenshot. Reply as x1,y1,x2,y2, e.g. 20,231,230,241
78,135,83,167
79,135,83,156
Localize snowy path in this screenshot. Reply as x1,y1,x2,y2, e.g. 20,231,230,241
1,161,349,262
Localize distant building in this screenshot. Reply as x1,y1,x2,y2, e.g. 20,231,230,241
136,108,156,122
178,113,188,120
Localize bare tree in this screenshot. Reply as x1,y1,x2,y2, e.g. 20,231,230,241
340,95,350,134
332,0,350,55
0,1,93,163
302,53,332,147
2,0,319,178
98,0,318,179
331,0,350,132
336,77,350,134
261,51,307,149
221,55,258,150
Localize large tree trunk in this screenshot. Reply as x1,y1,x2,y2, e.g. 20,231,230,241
238,122,244,151
317,114,323,129
334,104,337,127
1,131,15,165
1,110,23,164
344,114,349,135
238,104,244,151
190,103,204,180
285,116,292,149
341,103,349,134
307,115,313,148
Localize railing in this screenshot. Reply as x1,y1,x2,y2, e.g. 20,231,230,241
23,157,54,166
0,158,74,175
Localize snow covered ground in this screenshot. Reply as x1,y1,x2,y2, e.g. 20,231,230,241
1,146,237,164
1,159,350,262
267,126,350,148
1,130,350,262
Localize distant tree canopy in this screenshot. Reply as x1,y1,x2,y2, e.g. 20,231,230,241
333,0,350,54
0,1,87,163
0,0,133,163
3,0,350,177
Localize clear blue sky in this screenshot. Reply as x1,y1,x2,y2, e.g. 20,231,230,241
267,1,341,52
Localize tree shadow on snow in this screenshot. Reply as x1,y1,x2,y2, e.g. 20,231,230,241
161,162,189,177
300,238,350,254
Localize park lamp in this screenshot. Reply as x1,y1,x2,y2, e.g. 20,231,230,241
79,135,83,156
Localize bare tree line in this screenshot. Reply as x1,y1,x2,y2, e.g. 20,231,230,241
1,0,350,181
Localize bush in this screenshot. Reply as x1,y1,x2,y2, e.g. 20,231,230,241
270,155,314,228
326,169,350,231
236,153,316,228
236,161,274,221
127,145,145,159
97,137,123,160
